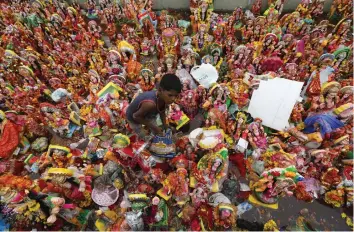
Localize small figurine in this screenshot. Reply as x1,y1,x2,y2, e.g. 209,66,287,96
164,55,176,74
63,6,85,32
190,151,229,192
168,104,190,130
250,166,303,205
192,23,213,52
157,28,180,63
228,80,250,109
321,167,342,192
251,0,262,16
333,47,351,74
179,90,199,118
213,203,237,230
302,54,335,100
189,184,208,208
329,0,353,23
209,44,223,70
140,37,151,56
261,33,278,56
281,63,300,81
208,84,228,113
181,49,197,72
105,50,124,75
124,211,144,231
195,0,213,27
45,196,66,224
310,0,325,18
319,81,341,111
338,86,353,106
290,102,305,125
139,13,157,39
86,0,98,19
338,166,353,207
146,196,169,230
245,118,268,154
232,7,244,30
138,69,155,91
0,110,21,159
157,168,190,206
264,4,279,29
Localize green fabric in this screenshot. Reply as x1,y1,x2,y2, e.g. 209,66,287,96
131,201,148,211
333,47,351,59
217,147,228,160
77,209,91,226
346,151,353,159
263,126,275,135
6,43,13,50
295,216,318,231
234,22,243,30
226,98,231,108
151,200,169,228
25,14,43,28
329,11,342,24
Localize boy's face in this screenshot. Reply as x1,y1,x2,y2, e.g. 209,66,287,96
159,89,179,105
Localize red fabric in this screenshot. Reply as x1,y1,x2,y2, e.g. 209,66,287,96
324,133,331,140
229,153,246,177
12,160,24,175
237,191,251,200
38,179,47,190
144,205,158,224
306,74,321,96
137,157,150,173
191,218,201,231
69,186,85,200
49,217,64,231
71,149,82,156
0,120,21,159
154,162,170,173
100,109,113,128
197,204,213,230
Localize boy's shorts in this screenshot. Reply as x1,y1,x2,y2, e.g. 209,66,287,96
127,118,157,141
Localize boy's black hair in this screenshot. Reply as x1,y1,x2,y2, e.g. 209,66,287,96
159,73,182,93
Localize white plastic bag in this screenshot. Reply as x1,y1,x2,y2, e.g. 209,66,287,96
191,63,218,89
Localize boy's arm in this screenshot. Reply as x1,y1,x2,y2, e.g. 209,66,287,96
132,101,163,135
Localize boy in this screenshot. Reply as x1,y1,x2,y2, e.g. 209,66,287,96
126,73,182,140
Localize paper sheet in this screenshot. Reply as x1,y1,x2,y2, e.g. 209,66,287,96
248,78,304,131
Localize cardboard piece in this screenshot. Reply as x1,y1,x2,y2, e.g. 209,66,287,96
248,78,304,131
97,82,123,99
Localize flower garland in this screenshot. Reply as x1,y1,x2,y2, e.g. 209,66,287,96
196,7,212,28
0,174,33,191
325,188,345,207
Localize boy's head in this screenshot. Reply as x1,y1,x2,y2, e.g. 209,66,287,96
158,73,182,105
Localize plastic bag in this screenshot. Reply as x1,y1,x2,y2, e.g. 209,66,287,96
252,160,265,175
237,202,253,216
191,63,218,89
51,88,72,102
149,129,176,158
